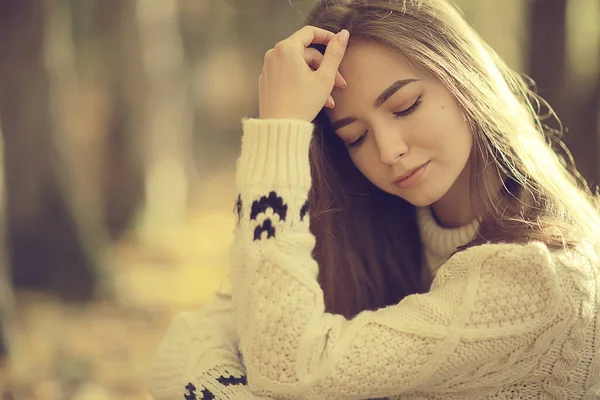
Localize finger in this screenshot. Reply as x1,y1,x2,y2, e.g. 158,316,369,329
319,30,350,83
264,48,274,61
324,96,335,108
304,47,324,68
304,48,347,88
333,71,347,89
289,25,337,48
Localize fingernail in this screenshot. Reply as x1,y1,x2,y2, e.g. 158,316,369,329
341,78,347,88
338,29,349,45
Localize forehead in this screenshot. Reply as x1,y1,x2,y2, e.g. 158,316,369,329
328,41,423,120
338,41,420,86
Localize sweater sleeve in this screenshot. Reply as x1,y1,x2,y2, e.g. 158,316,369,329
230,118,567,399
148,278,268,400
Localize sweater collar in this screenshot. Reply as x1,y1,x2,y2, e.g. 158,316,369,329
416,206,480,259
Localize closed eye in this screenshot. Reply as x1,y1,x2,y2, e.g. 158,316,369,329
346,134,366,149
394,95,422,117
346,95,423,150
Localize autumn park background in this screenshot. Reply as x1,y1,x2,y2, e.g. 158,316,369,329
0,0,598,399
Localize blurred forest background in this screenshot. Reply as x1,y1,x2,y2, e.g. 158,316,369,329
0,0,598,399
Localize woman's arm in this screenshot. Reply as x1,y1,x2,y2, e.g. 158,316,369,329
231,119,566,399
148,279,267,400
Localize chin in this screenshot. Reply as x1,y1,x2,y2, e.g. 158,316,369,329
391,186,446,208
401,195,438,208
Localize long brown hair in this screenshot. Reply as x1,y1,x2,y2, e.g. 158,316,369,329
302,0,600,319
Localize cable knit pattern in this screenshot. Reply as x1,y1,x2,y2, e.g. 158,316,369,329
147,206,483,400
229,119,600,400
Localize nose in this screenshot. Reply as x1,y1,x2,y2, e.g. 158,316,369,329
374,129,408,166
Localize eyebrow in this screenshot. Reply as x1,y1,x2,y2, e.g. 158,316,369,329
330,78,420,131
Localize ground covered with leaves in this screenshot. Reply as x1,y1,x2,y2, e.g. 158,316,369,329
2,175,236,400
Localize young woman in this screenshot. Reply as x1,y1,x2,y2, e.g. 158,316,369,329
148,1,600,399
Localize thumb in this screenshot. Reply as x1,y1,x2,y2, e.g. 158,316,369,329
318,29,349,82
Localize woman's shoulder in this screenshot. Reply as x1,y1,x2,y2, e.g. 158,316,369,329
440,241,556,279
405,242,572,336
447,241,597,275
438,241,598,300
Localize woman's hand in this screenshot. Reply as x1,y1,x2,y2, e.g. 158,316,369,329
258,26,349,122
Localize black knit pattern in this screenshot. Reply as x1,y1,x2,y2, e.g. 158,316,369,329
184,369,248,400
250,191,288,241
217,374,247,386
300,199,309,221
234,195,243,224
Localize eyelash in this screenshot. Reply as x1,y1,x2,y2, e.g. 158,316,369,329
346,95,423,149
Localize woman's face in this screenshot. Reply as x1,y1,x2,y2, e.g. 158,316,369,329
326,41,473,207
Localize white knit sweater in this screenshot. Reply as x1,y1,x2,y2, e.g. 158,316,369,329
148,119,600,400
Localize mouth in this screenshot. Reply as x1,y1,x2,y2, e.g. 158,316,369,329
393,161,430,188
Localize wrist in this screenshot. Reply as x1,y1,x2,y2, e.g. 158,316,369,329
238,118,314,193
258,105,315,122
258,114,313,122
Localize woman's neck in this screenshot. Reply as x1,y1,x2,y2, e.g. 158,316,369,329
432,159,504,228
432,197,475,228
432,160,475,228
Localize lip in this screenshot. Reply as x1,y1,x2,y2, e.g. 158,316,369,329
393,161,429,188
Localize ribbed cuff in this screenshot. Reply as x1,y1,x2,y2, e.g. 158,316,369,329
237,118,314,193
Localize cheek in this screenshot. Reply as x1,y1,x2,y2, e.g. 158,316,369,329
349,150,383,183
349,152,369,175
413,108,472,158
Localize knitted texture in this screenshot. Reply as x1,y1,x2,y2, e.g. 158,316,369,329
147,206,478,400
229,119,600,399
148,284,267,400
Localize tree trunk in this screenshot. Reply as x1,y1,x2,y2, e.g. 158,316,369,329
86,0,146,240
562,72,600,189
0,125,12,360
527,0,599,187
135,0,196,244
528,0,567,111
0,0,98,301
